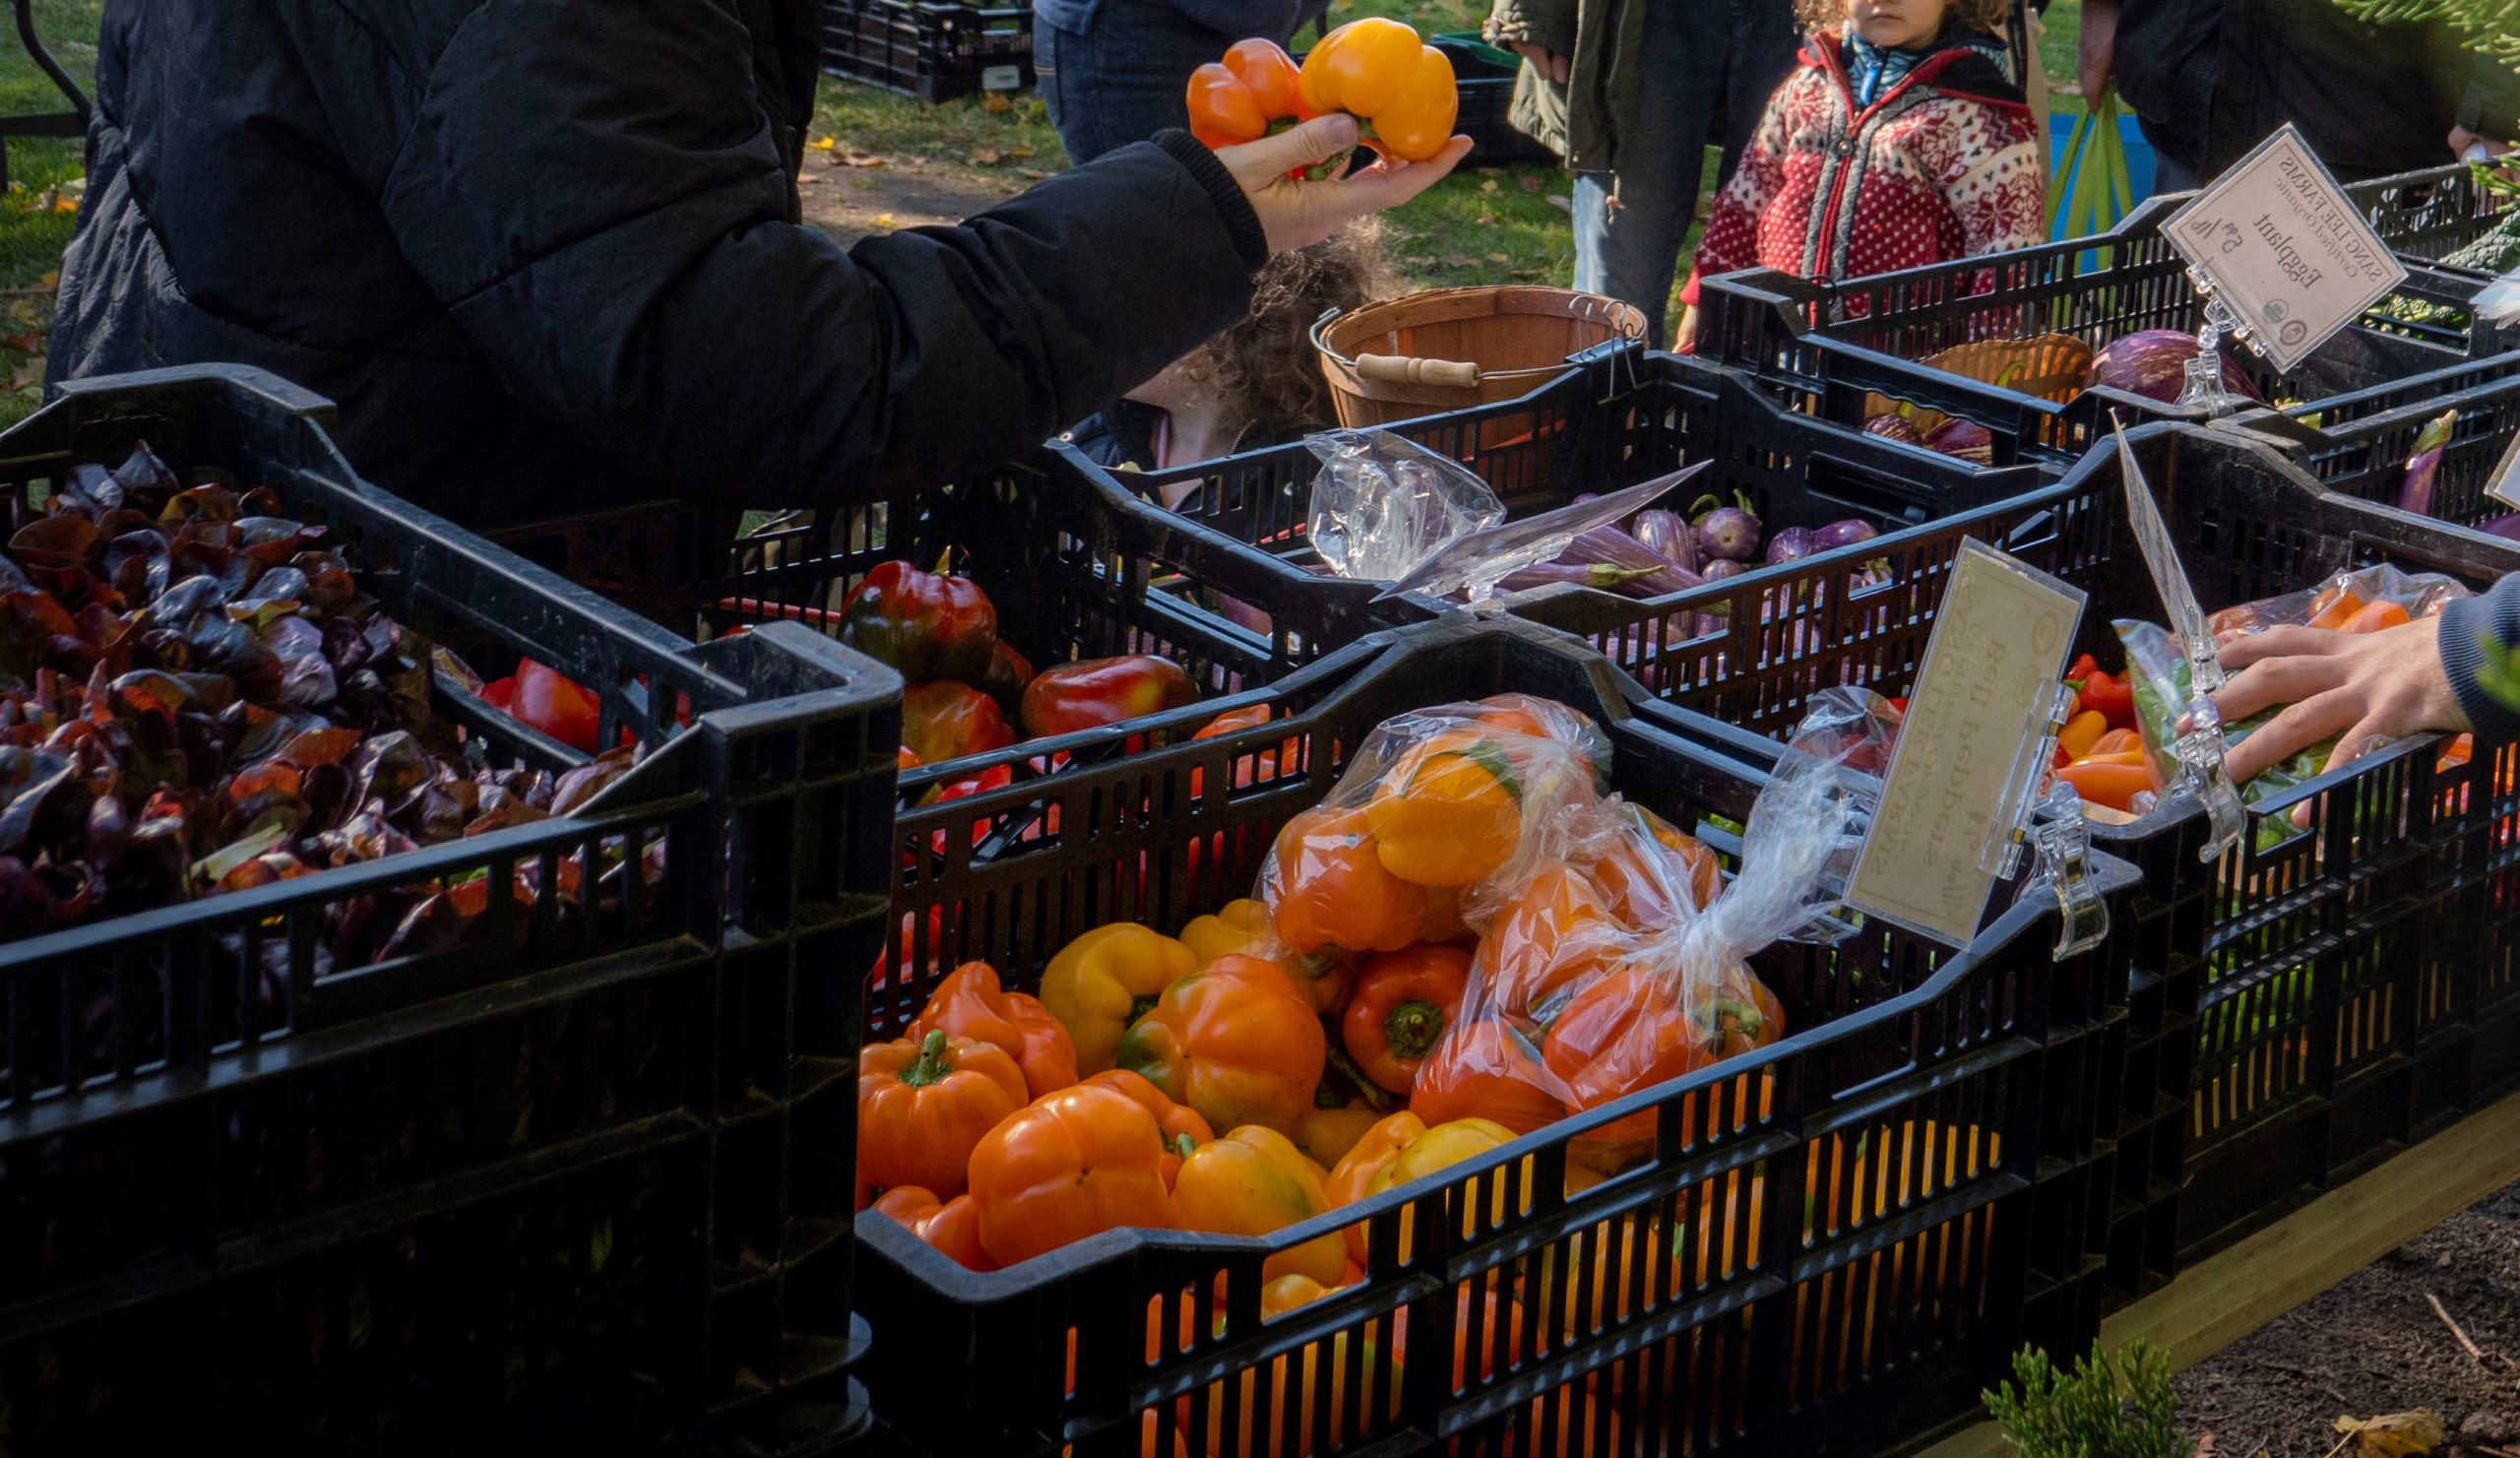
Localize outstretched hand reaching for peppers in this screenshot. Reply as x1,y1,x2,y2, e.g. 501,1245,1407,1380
2214,614,2470,784
1215,113,1472,256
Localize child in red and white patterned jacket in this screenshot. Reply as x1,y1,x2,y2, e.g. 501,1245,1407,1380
1674,0,2045,351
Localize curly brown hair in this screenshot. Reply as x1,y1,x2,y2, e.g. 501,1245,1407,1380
1182,223,1395,438
1794,0,2012,40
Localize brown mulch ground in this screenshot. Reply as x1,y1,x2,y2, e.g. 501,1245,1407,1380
2174,1181,2520,1457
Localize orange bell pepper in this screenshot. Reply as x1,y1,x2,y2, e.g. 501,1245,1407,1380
857,1029,1030,1199
1185,37,1309,150
1082,1068,1214,1187
1363,729,1531,887
1040,923,1199,1075
2307,589,2367,631
1481,865,1624,1022
1409,1016,1565,1135
1342,944,1472,1096
1117,954,1325,1134
2056,709,2109,762
968,1084,1173,1267
1170,1125,1349,1285
1263,804,1463,956
872,1185,998,1272
910,961,1079,1099
1182,896,1354,1015
1295,17,1461,162
1590,802,1723,922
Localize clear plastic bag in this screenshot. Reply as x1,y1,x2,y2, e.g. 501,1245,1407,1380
1303,429,1506,582
1258,696,1871,1174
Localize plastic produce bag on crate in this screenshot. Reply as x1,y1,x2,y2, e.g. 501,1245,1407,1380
1255,689,1868,1175
2115,564,2475,842
1304,427,1505,581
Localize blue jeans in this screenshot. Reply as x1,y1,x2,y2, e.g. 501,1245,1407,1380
1038,1,1238,165
1572,0,1802,346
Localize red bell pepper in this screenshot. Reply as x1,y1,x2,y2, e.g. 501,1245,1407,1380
839,559,999,684
486,658,602,753
2077,668,2135,731
1019,655,1197,740
979,640,1035,723
923,762,1015,855
902,681,1016,766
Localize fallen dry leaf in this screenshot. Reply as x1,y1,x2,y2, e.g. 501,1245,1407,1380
1520,174,1544,193
870,213,900,230
1485,251,1510,263
983,93,1014,113
970,147,1003,165
1017,167,1049,180
2334,1410,2445,1458
8,356,44,391
1437,253,1480,268
37,270,57,288
1510,268,1545,279
1476,211,1496,224
808,136,838,152
830,152,887,168
1009,145,1034,159
1479,178,1500,194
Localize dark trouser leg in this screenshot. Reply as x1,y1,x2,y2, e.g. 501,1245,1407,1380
1715,0,1801,190
1571,0,1730,347
1039,0,1245,166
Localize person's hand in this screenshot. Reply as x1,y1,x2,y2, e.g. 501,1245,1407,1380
1507,42,1572,85
2451,125,2517,161
2212,616,2471,784
2075,0,2118,103
1673,303,1703,354
1215,114,1474,256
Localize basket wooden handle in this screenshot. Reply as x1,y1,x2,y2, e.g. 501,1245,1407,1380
1355,352,1480,389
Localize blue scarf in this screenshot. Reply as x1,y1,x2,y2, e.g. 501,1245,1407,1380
1842,25,2010,107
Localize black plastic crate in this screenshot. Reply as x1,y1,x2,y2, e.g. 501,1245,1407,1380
1694,190,2515,468
821,1,1033,104
1129,351,2066,636
2358,161,2520,280
2232,352,2520,533
0,366,902,1455
1507,420,2520,1280
853,616,2143,1458
483,451,1403,800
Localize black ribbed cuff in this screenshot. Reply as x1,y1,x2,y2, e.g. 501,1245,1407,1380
2437,591,2520,743
1155,128,1268,273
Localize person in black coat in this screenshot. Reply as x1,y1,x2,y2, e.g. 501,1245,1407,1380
46,0,1467,527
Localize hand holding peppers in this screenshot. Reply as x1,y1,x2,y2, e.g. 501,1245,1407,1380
1295,19,1461,162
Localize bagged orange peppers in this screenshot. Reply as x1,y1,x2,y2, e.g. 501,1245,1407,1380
1116,954,1325,1134
968,1084,1173,1267
911,960,1079,1099
1182,896,1354,1015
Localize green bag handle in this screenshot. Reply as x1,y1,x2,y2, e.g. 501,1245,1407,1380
2048,91,2135,241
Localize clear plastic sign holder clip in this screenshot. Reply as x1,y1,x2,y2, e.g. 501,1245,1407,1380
2175,276,2256,416
1374,462,1708,606
1989,678,2110,960
2111,417,2247,859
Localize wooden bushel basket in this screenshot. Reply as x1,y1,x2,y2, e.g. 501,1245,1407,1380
1312,286,1645,450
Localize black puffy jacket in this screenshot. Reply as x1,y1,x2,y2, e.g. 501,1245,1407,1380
48,0,1267,525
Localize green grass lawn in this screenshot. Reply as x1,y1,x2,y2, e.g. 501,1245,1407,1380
0,0,98,426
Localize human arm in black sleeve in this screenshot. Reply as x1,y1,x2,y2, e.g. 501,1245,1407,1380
375,0,1264,509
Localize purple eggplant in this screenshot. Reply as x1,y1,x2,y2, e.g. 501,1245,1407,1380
2477,513,2520,541
1702,559,1745,583
2398,410,2457,517
1812,519,1879,552
1695,504,1762,562
1764,527,1818,565
1497,562,1668,595
1560,525,1704,595
1631,509,1699,574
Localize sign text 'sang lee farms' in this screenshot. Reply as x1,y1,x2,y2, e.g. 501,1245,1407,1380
1847,540,2086,946
2163,124,2409,374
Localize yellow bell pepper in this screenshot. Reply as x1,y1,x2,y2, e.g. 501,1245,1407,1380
1039,923,1198,1075
1293,1092,1384,1169
1327,1112,1522,1265
1182,895,1355,1015
1170,1125,1349,1286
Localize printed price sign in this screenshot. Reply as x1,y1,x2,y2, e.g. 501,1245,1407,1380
2489,429,2520,509
2163,124,2408,374
1847,539,2086,945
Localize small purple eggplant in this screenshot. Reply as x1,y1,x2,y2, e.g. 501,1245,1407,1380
1764,527,1818,565
1497,562,1668,594
1694,496,1763,562
2477,512,2520,541
1812,519,1879,552
1702,559,1745,583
